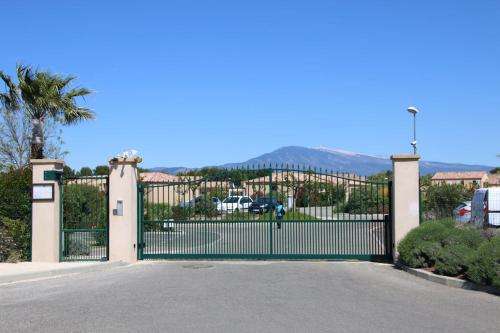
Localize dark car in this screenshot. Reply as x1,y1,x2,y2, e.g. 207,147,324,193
249,197,278,214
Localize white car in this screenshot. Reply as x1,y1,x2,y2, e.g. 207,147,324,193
217,196,253,213
452,201,471,224
471,188,500,227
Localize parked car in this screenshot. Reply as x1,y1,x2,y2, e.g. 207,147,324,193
452,201,471,224
217,196,253,213
470,187,500,227
249,197,278,214
180,196,221,208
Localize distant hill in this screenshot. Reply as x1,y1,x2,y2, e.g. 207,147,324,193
149,166,191,175
150,146,494,176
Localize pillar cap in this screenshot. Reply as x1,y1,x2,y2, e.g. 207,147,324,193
30,159,65,166
109,157,140,165
391,154,420,161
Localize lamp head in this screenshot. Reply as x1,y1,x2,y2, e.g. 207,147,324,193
407,106,419,114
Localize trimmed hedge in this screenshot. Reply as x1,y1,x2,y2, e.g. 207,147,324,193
466,236,500,288
397,219,454,268
434,244,472,276
0,168,32,262
398,219,500,288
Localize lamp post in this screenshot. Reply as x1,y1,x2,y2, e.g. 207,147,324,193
407,106,418,155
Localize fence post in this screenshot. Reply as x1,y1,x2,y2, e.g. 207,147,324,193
31,159,64,262
391,154,420,262
108,157,138,262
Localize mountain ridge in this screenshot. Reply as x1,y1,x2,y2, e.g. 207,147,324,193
150,146,494,176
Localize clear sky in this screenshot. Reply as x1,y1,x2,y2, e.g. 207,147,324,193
1,0,499,169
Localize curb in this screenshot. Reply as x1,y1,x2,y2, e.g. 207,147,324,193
0,261,128,285
396,263,500,296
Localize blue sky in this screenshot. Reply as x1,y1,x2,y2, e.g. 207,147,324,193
1,1,499,169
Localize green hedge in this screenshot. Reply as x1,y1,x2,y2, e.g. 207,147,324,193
466,236,500,288
398,219,500,288
0,168,32,262
397,219,454,268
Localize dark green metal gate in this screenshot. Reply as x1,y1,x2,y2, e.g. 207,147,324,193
138,166,392,261
60,175,109,261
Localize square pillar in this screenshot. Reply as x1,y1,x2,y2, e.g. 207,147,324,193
391,154,420,262
108,158,138,262
31,159,64,262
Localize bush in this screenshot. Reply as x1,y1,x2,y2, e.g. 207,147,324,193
466,236,500,288
0,220,16,262
441,225,483,249
65,232,91,256
422,184,471,220
435,244,473,276
0,216,31,261
344,185,388,214
194,197,217,218
145,203,173,221
171,206,192,221
63,184,107,230
0,168,32,220
296,184,346,208
0,168,32,262
398,219,454,268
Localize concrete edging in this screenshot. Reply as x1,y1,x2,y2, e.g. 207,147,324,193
0,261,128,285
396,263,500,296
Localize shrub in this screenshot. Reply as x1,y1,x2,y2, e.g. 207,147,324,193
171,206,192,220
435,244,473,276
0,168,32,220
194,197,217,218
63,184,107,230
398,219,454,268
441,225,483,249
0,216,31,261
466,236,500,288
422,183,470,220
344,185,388,214
65,232,91,256
0,220,16,262
145,203,173,221
295,183,346,208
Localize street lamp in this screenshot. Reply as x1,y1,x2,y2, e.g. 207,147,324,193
407,106,418,155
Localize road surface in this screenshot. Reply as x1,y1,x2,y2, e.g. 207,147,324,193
1,261,498,332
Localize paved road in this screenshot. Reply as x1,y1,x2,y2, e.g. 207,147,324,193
0,261,498,333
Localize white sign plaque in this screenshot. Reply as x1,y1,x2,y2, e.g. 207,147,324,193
33,184,54,201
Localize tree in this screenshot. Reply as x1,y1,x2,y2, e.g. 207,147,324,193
0,64,94,159
490,167,500,174
63,165,75,178
93,165,109,176
0,107,67,171
78,167,93,176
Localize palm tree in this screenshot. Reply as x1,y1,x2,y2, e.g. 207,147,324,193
0,64,94,159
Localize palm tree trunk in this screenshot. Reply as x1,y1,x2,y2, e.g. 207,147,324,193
31,119,44,159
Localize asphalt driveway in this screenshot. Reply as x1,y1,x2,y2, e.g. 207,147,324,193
0,261,498,332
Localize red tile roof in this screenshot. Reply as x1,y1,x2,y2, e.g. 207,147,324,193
432,171,487,180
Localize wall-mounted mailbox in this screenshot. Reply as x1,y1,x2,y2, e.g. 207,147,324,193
44,170,63,181
113,200,124,216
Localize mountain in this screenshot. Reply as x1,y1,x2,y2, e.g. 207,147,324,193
149,166,190,175
150,146,494,176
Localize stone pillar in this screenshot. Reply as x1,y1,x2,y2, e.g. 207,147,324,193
391,155,420,261
31,159,64,262
108,158,138,262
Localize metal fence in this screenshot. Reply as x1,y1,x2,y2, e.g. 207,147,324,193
138,166,392,261
60,175,109,261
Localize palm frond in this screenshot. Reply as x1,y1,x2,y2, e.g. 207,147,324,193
0,71,20,111
63,107,96,124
